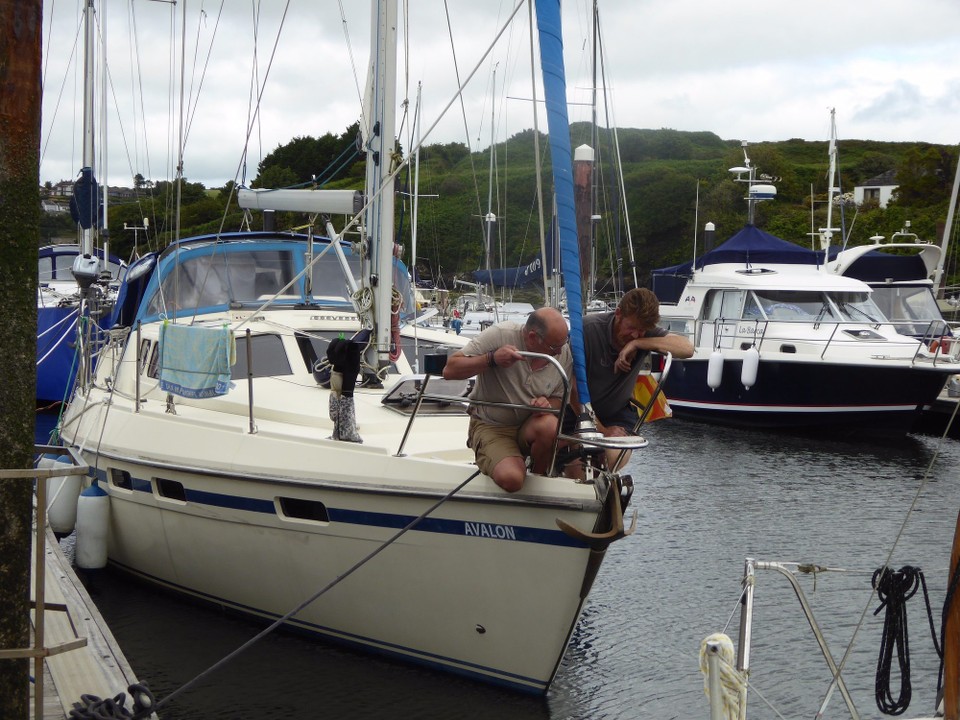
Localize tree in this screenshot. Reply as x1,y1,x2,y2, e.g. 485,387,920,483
0,1,42,716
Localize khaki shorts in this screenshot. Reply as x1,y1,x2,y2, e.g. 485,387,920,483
467,416,532,477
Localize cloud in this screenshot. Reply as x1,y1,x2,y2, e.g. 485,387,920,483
40,0,960,188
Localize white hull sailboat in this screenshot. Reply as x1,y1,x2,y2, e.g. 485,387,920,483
57,0,637,694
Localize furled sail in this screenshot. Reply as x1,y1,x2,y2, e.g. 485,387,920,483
534,0,589,404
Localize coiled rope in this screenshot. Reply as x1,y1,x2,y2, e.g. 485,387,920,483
698,633,745,720
872,565,941,715
67,683,155,719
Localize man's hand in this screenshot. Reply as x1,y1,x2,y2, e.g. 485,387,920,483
615,342,640,373
493,344,524,368
529,395,552,415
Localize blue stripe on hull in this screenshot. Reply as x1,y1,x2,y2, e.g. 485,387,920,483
663,358,949,434
95,468,589,549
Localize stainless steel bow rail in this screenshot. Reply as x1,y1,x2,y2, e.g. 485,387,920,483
392,350,649,472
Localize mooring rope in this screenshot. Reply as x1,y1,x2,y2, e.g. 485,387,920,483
699,633,745,720
872,565,941,715
66,684,156,719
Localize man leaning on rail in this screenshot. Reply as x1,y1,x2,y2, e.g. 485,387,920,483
581,287,694,468
443,307,573,492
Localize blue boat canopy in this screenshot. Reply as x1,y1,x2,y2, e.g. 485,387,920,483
652,225,823,303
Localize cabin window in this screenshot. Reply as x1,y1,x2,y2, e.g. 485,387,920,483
752,290,827,321
54,254,75,278
831,292,884,323
704,290,744,321
109,468,133,490
309,254,360,305
138,339,151,374
277,496,329,523
232,333,292,378
146,250,297,315
37,257,54,283
146,342,160,378
156,478,186,502
742,293,764,319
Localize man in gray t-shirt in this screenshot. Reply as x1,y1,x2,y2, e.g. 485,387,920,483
443,307,573,492
582,289,693,462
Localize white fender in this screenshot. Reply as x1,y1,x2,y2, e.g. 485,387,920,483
76,482,109,569
46,454,81,536
741,346,760,389
707,350,724,390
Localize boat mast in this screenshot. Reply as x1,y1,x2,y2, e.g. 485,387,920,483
818,108,841,270
99,1,109,267
365,0,398,372
485,66,497,318
71,0,102,292
80,0,96,260
589,0,598,305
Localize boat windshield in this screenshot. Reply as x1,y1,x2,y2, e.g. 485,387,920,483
146,249,298,316
744,289,885,323
869,285,950,337
142,241,416,322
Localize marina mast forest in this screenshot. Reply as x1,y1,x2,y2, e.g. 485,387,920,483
42,126,960,298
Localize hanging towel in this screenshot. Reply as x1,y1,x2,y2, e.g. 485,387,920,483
158,322,236,399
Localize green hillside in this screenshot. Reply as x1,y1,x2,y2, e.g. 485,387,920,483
104,126,960,292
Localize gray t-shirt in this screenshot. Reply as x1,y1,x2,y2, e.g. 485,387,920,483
462,322,574,427
582,311,667,423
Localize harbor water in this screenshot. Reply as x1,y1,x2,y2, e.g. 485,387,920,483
39,411,960,719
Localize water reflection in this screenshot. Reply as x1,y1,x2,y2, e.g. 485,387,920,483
44,410,960,719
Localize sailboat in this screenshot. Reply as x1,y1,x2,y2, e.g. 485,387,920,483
37,0,127,406
57,0,638,694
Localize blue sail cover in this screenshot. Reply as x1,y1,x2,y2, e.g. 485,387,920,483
471,226,556,288
534,0,589,404
69,166,101,230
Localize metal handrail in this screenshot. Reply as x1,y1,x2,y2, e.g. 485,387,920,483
394,350,571,471
736,557,860,720
694,317,954,365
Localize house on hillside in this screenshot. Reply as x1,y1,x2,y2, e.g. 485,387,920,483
51,180,74,197
853,170,897,208
41,199,68,214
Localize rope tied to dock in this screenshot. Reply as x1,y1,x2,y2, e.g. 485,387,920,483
67,683,155,719
871,565,941,715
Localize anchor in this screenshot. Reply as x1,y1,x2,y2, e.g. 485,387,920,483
556,476,637,599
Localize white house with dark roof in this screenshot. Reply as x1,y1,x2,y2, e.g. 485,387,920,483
853,169,898,208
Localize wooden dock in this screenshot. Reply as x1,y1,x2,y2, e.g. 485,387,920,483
28,526,156,719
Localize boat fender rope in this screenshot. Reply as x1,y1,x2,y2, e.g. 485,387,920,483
872,565,940,715
67,683,155,719
698,633,744,720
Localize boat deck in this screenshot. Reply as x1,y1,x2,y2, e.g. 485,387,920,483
28,526,155,719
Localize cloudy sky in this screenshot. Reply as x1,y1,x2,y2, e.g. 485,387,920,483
39,0,960,189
